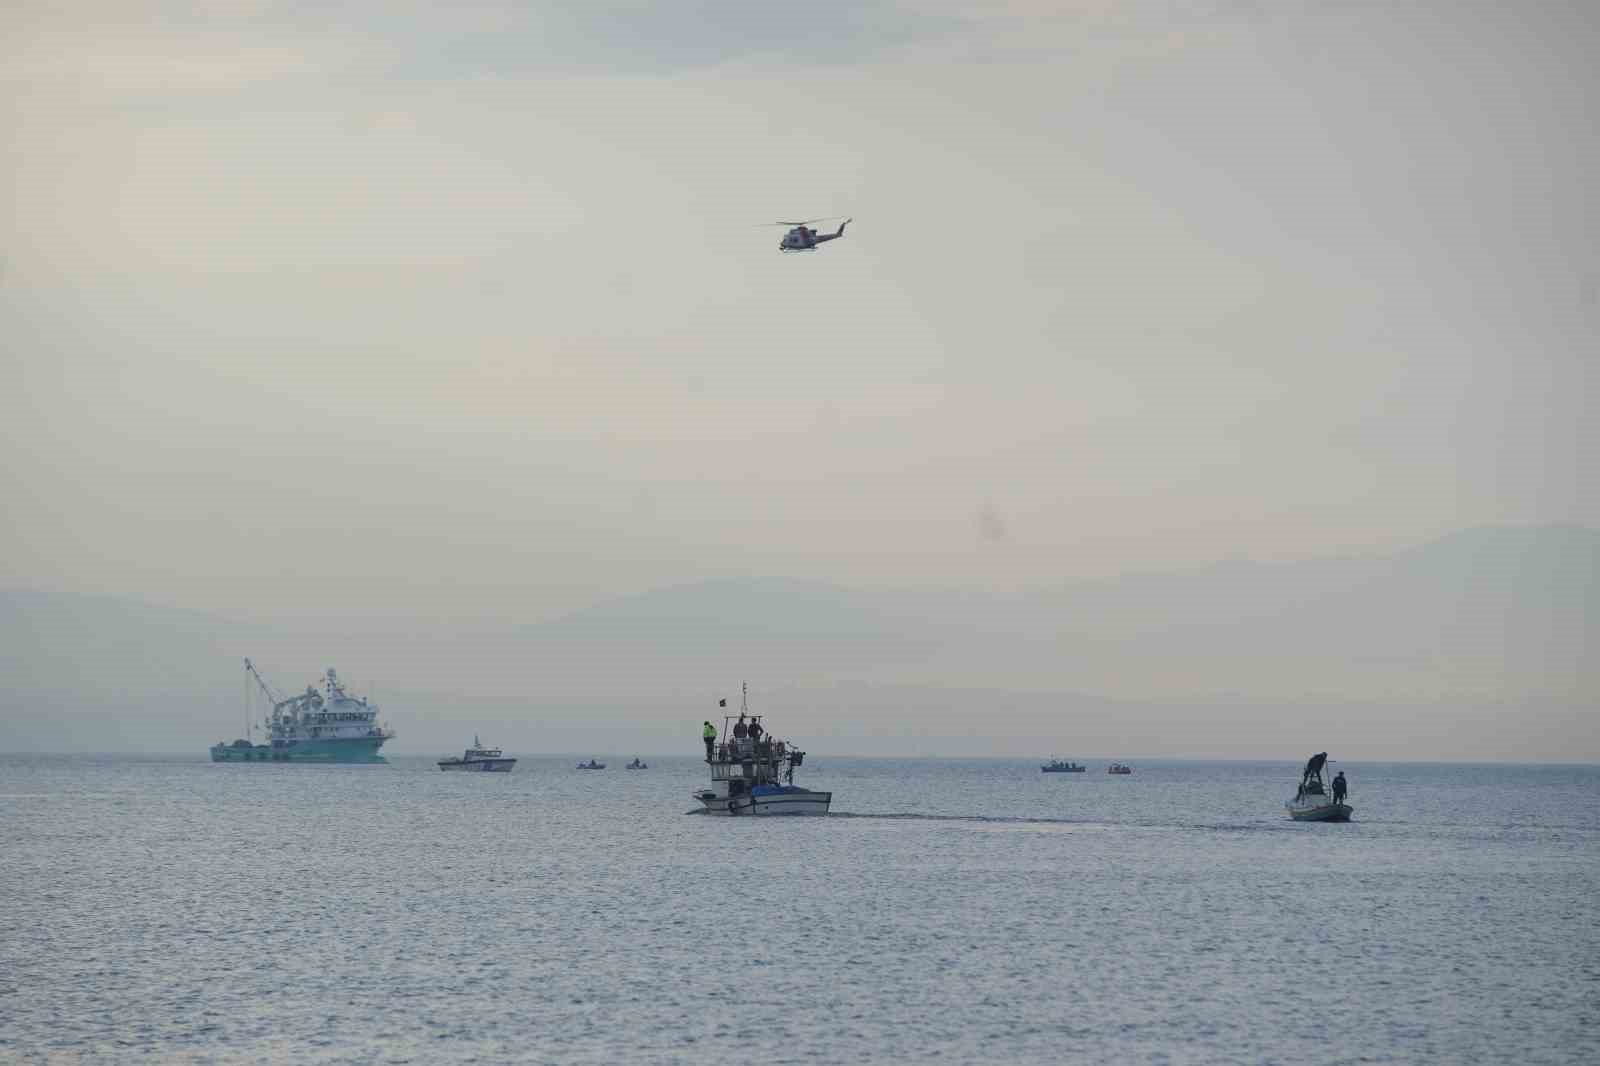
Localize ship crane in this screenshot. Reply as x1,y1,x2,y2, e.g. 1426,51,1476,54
243,658,283,707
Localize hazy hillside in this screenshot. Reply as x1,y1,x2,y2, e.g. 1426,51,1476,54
1,525,1593,758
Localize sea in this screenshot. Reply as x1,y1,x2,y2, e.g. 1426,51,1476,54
1,754,1596,1064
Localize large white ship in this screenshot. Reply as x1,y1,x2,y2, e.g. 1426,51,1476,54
211,660,394,763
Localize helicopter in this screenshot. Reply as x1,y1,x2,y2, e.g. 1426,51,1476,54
769,216,852,252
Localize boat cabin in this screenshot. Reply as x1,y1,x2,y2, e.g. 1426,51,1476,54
708,714,806,798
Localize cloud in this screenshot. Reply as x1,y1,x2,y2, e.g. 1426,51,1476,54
1,2,962,98
385,2,962,76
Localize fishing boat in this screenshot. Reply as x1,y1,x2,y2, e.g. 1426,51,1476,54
1285,752,1352,821
1107,762,1133,775
692,683,831,816
1041,758,1086,773
576,759,606,770
625,758,648,770
438,736,516,772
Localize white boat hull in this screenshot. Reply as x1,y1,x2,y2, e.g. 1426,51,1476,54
1286,799,1352,821
695,787,832,816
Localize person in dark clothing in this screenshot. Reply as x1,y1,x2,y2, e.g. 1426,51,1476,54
702,721,717,761
733,715,748,740
1332,771,1348,805
749,720,763,743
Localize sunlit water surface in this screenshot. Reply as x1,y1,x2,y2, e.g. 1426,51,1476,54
2,754,1596,1064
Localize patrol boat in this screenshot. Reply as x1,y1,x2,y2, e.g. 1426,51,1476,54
438,736,517,772
211,660,394,763
1285,752,1352,821
692,683,831,816
1041,758,1086,773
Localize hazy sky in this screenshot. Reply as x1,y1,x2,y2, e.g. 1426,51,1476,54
3,0,1594,623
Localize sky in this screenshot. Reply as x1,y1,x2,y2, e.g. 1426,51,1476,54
2,0,1595,632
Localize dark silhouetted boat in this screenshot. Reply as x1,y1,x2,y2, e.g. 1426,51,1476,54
1285,752,1352,821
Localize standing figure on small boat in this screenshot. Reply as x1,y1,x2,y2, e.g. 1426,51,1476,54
702,720,717,762
1332,770,1348,806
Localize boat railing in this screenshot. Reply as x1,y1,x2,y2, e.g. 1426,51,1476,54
714,738,789,761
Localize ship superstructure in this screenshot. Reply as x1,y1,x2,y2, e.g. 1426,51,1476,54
211,659,394,763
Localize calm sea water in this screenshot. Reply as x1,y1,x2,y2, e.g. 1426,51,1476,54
1,754,1595,1064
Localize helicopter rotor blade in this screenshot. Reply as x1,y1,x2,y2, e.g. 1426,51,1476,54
762,216,849,227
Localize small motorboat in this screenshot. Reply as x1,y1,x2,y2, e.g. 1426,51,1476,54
1041,758,1086,773
1285,752,1352,821
438,735,517,773
1107,762,1133,775
625,758,648,770
576,759,606,770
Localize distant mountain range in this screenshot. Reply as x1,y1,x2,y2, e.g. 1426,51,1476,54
2,525,1594,759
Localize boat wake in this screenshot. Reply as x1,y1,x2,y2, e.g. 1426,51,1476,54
684,808,1081,824
687,809,1329,834
826,811,1087,826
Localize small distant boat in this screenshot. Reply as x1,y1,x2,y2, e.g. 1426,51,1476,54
626,758,648,770
1285,752,1352,822
1041,758,1086,773
577,759,606,770
1107,762,1133,775
438,735,516,772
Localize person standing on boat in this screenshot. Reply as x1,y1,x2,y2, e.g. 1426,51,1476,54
1332,771,1348,806
733,715,748,741
702,721,717,762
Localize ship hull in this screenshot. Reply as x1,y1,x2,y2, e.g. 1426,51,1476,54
695,787,832,816
210,736,389,764
438,758,516,772
1286,800,1353,822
